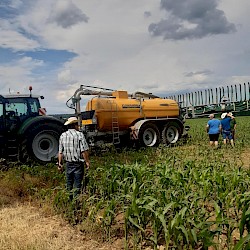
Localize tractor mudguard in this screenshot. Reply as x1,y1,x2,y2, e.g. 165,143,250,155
17,116,64,136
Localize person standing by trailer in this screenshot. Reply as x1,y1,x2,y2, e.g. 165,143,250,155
220,112,235,147
58,117,90,199
206,114,221,148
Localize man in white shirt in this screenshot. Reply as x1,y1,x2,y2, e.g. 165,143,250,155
58,117,90,199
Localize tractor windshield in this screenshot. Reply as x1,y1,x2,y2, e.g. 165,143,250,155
5,97,40,117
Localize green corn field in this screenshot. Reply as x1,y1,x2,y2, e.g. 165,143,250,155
1,116,250,249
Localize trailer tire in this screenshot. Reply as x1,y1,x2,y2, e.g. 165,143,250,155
19,122,63,163
139,123,160,147
162,122,181,145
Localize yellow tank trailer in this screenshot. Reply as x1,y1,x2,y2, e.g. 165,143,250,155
70,85,189,148
85,91,180,131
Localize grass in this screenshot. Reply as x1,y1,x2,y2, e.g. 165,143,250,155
0,116,250,249
0,204,112,250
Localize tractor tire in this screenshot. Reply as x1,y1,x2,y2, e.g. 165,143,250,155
138,123,160,147
162,122,181,145
19,122,63,163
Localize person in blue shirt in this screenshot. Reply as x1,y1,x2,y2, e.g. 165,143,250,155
206,113,221,148
220,112,235,147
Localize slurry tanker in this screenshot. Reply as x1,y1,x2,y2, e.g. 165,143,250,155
67,85,189,148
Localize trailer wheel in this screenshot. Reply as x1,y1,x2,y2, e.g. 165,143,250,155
162,122,181,145
19,123,63,162
139,123,160,147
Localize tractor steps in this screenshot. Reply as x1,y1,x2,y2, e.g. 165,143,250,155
6,138,19,158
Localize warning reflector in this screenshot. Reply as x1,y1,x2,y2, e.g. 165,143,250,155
39,108,46,116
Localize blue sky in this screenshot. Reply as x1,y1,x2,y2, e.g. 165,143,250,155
0,0,250,114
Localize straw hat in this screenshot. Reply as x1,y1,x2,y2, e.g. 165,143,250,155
64,117,78,126
221,113,227,119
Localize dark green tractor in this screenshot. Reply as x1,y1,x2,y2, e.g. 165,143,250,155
0,93,64,162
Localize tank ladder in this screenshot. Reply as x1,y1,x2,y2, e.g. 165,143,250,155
110,101,120,145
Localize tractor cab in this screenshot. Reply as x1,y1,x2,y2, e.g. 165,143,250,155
0,94,42,158
0,94,41,134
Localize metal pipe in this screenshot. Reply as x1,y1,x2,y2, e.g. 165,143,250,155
188,93,191,106
211,89,214,104
197,91,200,106
248,82,250,101
208,89,211,104
239,84,242,101
193,91,197,106
235,84,238,101
134,92,159,98
231,85,234,102
244,82,247,101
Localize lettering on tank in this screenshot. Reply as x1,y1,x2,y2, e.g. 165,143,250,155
122,104,140,109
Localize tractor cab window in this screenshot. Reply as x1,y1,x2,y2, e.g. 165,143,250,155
28,98,40,113
6,101,28,117
0,104,3,130
0,104,3,116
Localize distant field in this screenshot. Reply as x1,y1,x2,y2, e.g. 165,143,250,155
1,116,250,249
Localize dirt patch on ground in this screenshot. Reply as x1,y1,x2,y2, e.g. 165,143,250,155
241,148,250,168
0,204,124,250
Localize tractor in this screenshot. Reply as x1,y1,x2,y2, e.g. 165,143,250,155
0,87,64,162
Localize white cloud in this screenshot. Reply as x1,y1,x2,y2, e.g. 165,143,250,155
0,0,250,114
0,24,40,51
0,56,44,94
9,0,22,8
58,69,73,84
48,0,89,28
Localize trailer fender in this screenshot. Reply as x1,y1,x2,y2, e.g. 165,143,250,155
130,120,161,147
130,120,148,140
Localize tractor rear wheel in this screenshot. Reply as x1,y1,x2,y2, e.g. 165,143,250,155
139,123,160,147
162,122,181,145
19,123,63,162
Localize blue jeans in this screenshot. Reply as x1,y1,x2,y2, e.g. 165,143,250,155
222,130,233,140
66,162,84,198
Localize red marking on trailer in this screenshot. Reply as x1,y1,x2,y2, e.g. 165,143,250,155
130,126,138,140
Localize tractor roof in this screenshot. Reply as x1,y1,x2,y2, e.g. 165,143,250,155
2,94,41,99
